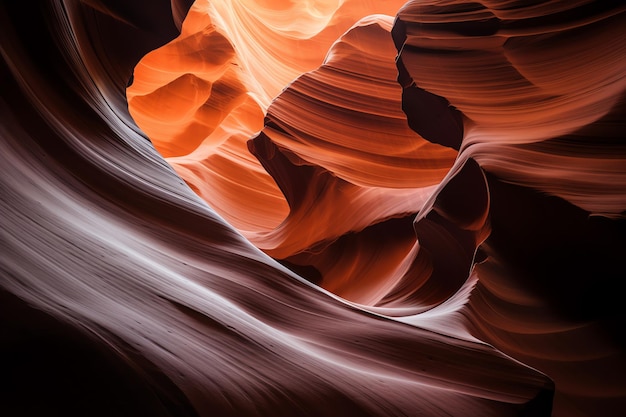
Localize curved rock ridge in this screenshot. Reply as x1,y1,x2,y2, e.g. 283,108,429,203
246,15,463,305
259,15,458,189
1,0,625,417
127,1,467,307
393,1,626,416
2,1,553,416
126,0,411,233
393,0,626,216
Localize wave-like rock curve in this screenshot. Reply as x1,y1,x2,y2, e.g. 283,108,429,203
1,0,625,416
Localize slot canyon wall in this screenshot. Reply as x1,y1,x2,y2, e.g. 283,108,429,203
1,1,625,416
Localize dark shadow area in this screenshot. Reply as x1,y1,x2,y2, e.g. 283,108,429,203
0,290,199,417
485,173,626,346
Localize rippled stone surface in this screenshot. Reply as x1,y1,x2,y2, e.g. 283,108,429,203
1,1,624,416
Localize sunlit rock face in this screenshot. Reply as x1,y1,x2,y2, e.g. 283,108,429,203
126,0,411,233
249,16,463,304
1,1,625,417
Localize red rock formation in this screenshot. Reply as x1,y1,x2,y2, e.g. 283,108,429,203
394,2,626,416
1,0,625,416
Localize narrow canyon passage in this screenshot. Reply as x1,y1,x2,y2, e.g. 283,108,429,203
1,1,625,416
